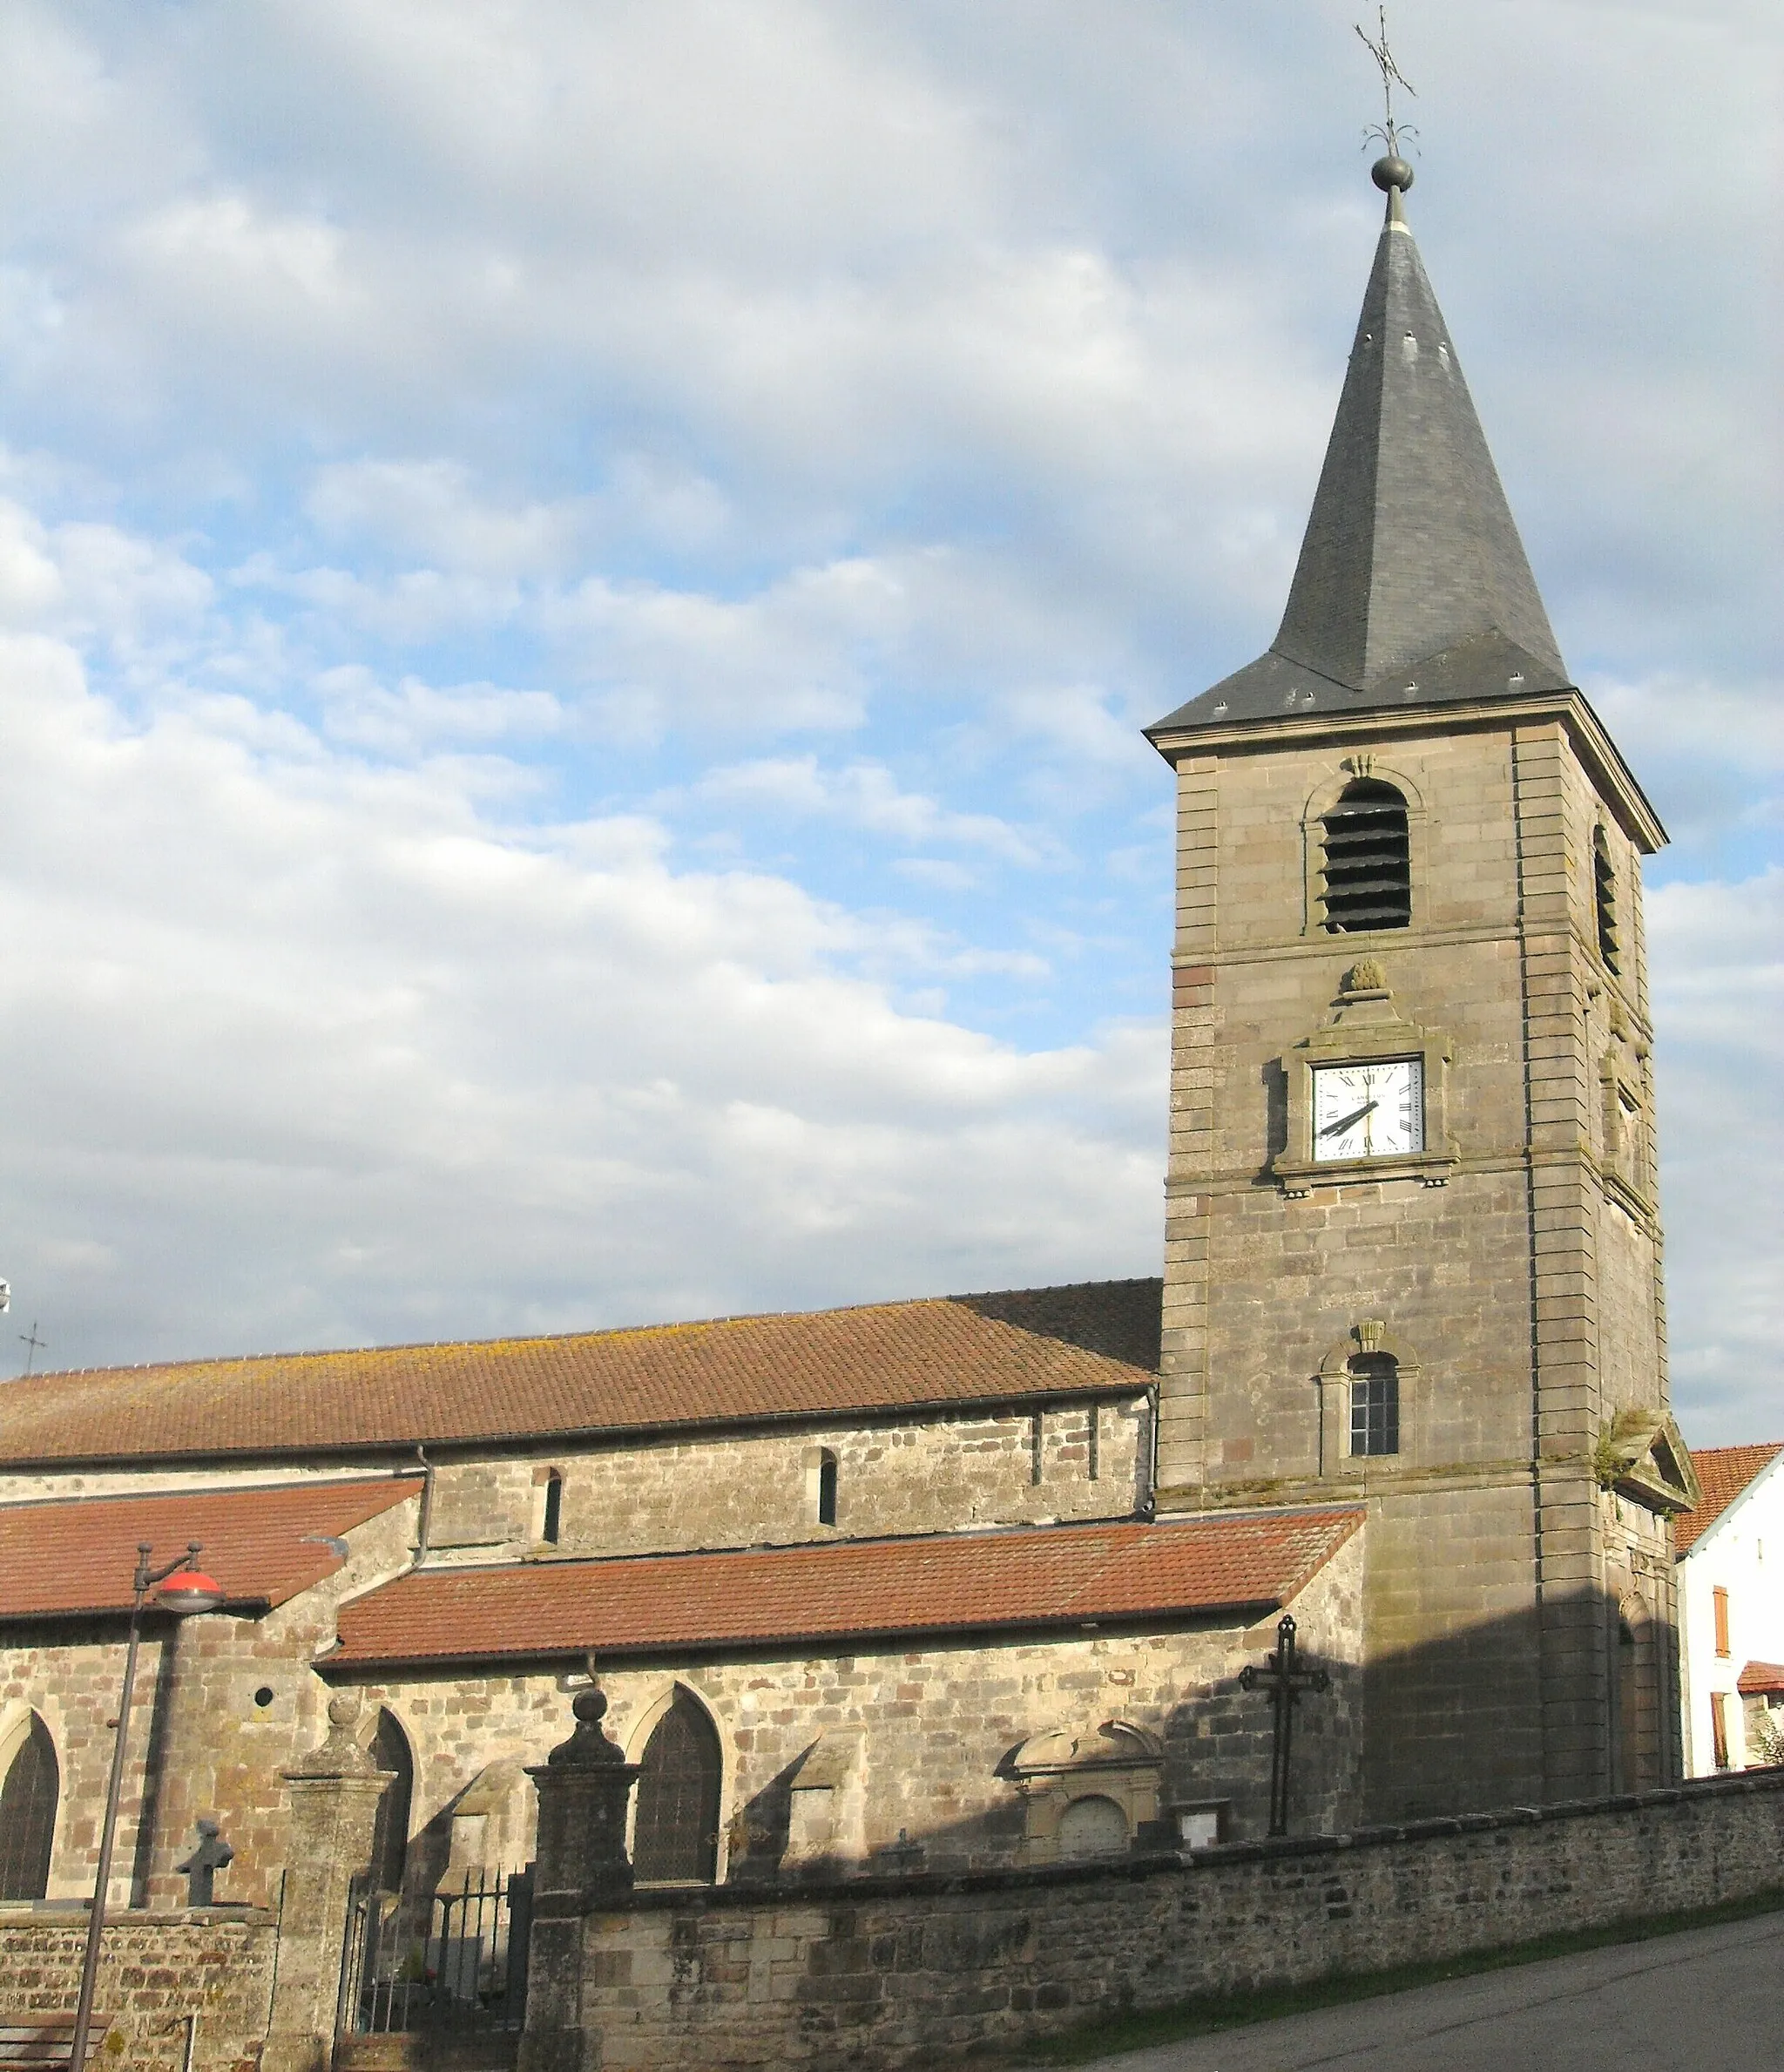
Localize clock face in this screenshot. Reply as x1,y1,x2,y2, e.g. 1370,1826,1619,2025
1311,1058,1423,1161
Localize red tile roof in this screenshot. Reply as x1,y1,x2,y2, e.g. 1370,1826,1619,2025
0,1479,421,1619
328,1507,1363,1669
1673,1443,1784,1556
0,1282,1159,1469
1738,1662,1784,1698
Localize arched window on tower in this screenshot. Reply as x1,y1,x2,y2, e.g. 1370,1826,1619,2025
1321,780,1411,932
1593,827,1621,974
816,1450,838,1527
366,1709,414,1894
632,1689,722,1884
1348,1352,1400,1458
0,1714,58,1901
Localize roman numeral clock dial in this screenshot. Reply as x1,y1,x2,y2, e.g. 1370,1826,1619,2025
1311,1059,1423,1161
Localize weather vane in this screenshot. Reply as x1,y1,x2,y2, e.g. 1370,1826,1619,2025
1355,6,1418,160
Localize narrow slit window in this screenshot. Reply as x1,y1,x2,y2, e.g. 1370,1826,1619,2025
1593,828,1621,974
541,1471,564,1546
1321,781,1410,932
1348,1353,1400,1458
816,1449,838,1527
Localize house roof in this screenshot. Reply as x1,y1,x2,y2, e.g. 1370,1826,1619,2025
1673,1443,1784,1556
0,1280,1161,1471
1737,1662,1784,1699
326,1506,1363,1671
0,1478,421,1620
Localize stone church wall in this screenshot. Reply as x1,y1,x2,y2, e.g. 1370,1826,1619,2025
0,1908,276,2072
566,1766,1784,2070
350,1527,1365,1884
0,1494,416,1910
418,1395,1149,1562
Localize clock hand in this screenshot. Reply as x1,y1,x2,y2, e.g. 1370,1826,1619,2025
1318,1099,1378,1139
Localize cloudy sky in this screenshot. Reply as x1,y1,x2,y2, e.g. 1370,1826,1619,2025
0,1,1776,1443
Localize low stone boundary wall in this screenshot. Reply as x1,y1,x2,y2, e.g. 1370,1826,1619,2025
0,1908,277,2072
571,1769,1784,2069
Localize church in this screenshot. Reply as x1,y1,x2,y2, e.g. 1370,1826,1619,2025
1,153,1699,1935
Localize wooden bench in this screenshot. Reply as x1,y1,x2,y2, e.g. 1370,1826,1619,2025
0,2021,112,2069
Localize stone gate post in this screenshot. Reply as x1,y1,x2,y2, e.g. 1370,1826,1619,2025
262,1696,394,2072
519,1681,641,2072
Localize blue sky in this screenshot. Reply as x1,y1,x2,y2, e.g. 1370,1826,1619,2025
0,0,1777,1442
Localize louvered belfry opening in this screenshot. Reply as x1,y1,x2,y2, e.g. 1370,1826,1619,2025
1594,829,1621,973
1321,779,1411,931
632,1689,722,1883
0,1714,58,1901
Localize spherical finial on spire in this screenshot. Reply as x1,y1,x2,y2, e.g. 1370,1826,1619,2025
1371,155,1414,193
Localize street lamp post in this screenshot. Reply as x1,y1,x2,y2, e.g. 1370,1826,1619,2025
70,1541,226,2072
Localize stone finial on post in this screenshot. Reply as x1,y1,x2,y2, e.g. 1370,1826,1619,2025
520,1669,643,2072
529,1677,642,1908
262,1695,395,2072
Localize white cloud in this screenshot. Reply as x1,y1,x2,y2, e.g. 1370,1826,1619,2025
1649,870,1784,1442
0,628,1161,1367
684,755,1051,866
0,0,1771,1443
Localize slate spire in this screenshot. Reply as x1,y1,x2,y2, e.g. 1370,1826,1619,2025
1151,159,1569,735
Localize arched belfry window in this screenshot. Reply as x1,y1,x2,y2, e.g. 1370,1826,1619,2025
0,1714,58,1901
1348,1353,1400,1458
632,1690,722,1884
816,1450,838,1527
1321,781,1411,932
366,1709,414,1893
1593,828,1621,974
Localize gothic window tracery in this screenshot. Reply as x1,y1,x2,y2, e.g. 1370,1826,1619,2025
632,1689,722,1884
0,1713,57,1902
366,1709,414,1894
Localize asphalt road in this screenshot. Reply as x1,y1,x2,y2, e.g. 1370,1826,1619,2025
1061,1912,1784,2071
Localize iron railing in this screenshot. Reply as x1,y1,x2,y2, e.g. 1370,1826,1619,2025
339,1868,532,2036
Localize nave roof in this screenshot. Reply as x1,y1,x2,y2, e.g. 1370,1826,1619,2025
0,1278,1161,1470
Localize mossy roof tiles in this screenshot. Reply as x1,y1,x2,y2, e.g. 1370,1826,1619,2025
0,1280,1160,1468
0,1476,421,1618
327,1507,1362,1669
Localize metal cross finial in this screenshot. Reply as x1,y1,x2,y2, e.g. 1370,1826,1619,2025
1355,7,1419,159
18,1320,45,1375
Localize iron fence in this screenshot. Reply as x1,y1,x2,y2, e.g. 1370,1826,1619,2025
339,1868,532,2036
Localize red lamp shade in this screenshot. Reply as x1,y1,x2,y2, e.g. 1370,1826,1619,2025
154,1568,226,1615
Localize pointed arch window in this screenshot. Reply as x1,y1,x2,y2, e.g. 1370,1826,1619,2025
632,1690,721,1884
1348,1352,1400,1457
1593,828,1621,974
1321,781,1410,931
366,1709,414,1894
0,1714,58,1901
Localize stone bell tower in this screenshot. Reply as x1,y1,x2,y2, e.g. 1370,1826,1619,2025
1145,157,1697,1821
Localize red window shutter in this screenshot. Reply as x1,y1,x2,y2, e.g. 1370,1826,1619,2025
1714,1588,1731,1657
1711,1691,1731,1770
